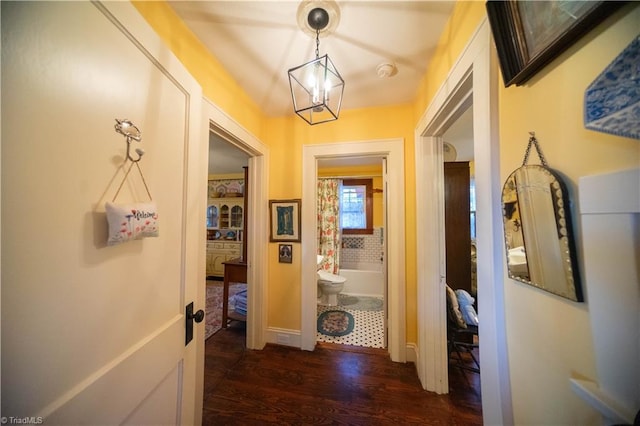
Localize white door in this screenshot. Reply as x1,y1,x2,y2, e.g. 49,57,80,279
1,2,205,425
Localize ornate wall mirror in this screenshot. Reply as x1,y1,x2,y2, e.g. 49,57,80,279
502,134,583,302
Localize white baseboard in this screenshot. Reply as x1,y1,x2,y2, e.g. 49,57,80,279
265,328,420,371
405,342,418,364
265,327,302,349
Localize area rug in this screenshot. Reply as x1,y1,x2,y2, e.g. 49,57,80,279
338,294,383,311
317,310,355,337
205,281,246,340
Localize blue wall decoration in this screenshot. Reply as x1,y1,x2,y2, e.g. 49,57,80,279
584,35,640,140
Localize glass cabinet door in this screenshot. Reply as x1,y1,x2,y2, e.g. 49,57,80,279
206,205,218,228
230,205,243,228
220,205,230,228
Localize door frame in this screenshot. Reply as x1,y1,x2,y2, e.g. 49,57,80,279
301,139,406,362
414,19,513,424
203,98,270,350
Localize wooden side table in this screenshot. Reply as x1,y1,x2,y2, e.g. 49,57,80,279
221,258,247,327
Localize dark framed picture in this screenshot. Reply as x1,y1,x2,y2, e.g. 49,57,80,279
486,1,625,87
269,199,301,242
278,244,293,263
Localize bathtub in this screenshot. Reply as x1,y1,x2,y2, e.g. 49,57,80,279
339,262,384,298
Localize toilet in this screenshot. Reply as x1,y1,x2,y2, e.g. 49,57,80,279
317,270,347,306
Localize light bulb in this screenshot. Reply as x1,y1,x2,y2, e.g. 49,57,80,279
324,80,332,102
306,72,316,89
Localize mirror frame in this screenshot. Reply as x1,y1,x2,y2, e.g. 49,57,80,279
502,164,583,302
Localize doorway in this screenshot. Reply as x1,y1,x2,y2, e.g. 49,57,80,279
315,156,387,349
442,107,481,389
202,98,270,351
301,139,406,362
204,132,250,340
414,19,511,425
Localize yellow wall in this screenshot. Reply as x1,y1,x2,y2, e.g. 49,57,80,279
133,0,419,335
132,1,266,137
498,5,640,425
263,105,414,329
132,0,482,345
418,2,638,424
134,2,640,423
414,1,487,119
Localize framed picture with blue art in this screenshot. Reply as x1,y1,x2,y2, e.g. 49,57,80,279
269,199,301,242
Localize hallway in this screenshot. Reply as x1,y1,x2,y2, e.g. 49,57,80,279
203,323,482,424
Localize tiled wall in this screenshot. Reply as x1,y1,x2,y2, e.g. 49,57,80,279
341,227,384,267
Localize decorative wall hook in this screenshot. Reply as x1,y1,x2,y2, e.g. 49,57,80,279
114,118,145,163
112,118,152,202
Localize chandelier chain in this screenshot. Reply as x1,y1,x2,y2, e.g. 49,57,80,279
315,29,320,59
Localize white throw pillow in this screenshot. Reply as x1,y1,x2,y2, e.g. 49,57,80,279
446,285,467,329
455,289,479,326
105,201,159,246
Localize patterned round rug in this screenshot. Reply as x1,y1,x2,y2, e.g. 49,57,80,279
317,310,355,337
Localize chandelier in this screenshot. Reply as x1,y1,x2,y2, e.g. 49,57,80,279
288,6,344,125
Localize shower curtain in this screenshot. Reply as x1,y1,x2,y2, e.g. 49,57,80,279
317,178,341,274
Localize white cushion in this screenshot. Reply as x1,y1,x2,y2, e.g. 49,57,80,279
105,201,159,246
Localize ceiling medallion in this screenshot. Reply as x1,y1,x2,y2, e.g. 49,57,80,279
296,0,340,38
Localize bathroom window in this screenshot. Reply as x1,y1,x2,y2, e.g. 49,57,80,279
341,179,373,235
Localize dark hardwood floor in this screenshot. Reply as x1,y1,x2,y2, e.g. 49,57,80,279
203,322,482,425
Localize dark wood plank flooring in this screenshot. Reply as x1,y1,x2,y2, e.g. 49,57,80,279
203,322,482,425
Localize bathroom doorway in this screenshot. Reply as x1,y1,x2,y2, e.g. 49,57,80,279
315,156,387,349
301,139,406,363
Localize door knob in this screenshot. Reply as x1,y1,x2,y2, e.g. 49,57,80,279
185,302,204,346
191,309,205,323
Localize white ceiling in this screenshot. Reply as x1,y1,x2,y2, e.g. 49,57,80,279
443,105,474,162
179,1,474,173
208,132,250,175
169,0,456,117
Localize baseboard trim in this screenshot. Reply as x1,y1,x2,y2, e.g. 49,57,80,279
406,342,418,364
265,327,302,349
266,328,420,366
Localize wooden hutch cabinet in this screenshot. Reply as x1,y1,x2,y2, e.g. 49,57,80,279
205,176,244,278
